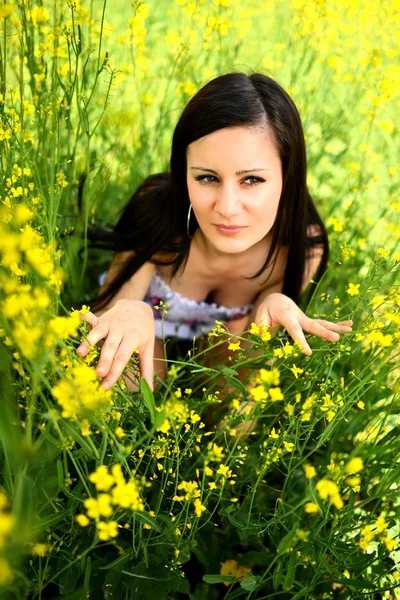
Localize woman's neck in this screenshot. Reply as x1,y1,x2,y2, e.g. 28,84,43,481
192,228,274,277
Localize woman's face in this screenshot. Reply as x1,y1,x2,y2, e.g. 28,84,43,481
186,125,283,257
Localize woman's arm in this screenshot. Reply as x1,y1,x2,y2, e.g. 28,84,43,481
76,252,158,390
96,251,156,316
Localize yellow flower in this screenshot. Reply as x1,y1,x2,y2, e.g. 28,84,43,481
193,498,206,517
290,365,304,379
97,520,119,541
296,528,310,541
156,419,171,434
249,321,271,341
115,427,125,438
228,341,241,351
0,5,14,20
383,537,397,552
316,479,340,500
269,387,284,402
220,559,251,587
377,248,390,259
76,514,90,527
32,543,51,556
30,6,50,23
269,427,279,439
89,466,115,492
249,385,268,402
330,494,344,510
0,558,13,585
217,464,231,477
304,464,316,479
375,513,388,534
283,441,294,452
84,494,113,519
357,400,365,410
0,512,15,538
346,283,360,296
344,457,364,474
206,443,225,462
304,502,319,514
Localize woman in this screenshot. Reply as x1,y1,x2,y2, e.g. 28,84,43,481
76,71,353,391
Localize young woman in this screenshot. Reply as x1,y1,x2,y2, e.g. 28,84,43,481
76,71,353,391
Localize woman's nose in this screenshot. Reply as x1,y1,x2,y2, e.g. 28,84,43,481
214,185,242,216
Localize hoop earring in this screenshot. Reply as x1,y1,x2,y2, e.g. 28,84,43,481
187,204,194,239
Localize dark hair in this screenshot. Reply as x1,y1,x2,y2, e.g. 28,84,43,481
85,71,328,312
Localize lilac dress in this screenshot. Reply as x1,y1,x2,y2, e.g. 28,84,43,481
99,270,254,340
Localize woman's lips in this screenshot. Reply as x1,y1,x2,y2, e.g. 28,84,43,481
215,225,245,235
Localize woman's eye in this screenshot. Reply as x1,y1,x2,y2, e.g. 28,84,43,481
195,175,263,186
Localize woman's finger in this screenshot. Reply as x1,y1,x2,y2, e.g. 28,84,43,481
100,338,139,390
313,319,353,333
80,311,98,327
302,319,340,342
96,333,124,378
138,340,155,391
283,318,312,355
76,312,99,356
76,323,109,357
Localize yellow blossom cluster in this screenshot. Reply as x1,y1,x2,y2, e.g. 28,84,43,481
315,479,344,510
359,513,397,553
220,559,251,587
0,492,15,586
52,363,113,419
247,367,284,406
76,464,147,540
249,320,272,342
155,395,202,435
0,203,73,361
298,390,344,423
173,480,206,517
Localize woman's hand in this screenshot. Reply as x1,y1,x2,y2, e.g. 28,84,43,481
255,292,353,355
75,299,155,390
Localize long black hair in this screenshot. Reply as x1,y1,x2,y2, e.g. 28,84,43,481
84,71,328,312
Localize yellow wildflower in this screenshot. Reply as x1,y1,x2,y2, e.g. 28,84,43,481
345,457,364,474
97,520,119,541
304,502,319,514
228,341,241,351
304,464,316,479
290,365,304,379
32,543,51,556
76,514,90,527
220,559,251,587
347,283,360,296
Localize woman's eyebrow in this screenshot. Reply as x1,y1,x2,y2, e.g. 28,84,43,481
190,166,271,175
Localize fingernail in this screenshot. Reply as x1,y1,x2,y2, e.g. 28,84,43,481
102,381,110,390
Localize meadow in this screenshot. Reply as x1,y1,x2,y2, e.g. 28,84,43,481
0,0,399,598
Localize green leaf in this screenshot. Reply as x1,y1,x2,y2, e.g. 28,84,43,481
132,510,161,532
220,367,238,376
240,575,260,591
203,574,236,584
283,552,297,589
277,523,299,555
333,578,377,590
140,377,156,423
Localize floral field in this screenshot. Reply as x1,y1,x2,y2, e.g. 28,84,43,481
0,0,400,598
